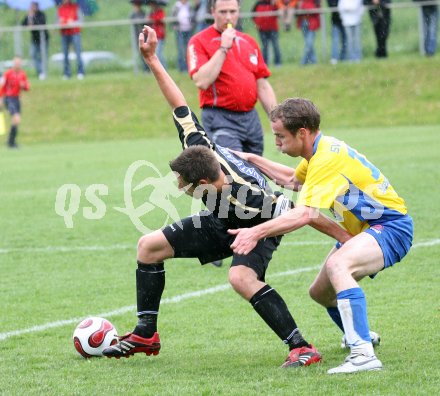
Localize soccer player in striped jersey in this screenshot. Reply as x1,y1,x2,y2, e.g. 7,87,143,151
103,27,351,367
229,98,413,374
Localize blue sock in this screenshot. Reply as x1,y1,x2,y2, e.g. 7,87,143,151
337,287,371,346
327,306,344,332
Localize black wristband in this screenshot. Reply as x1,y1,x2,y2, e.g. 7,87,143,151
219,46,231,54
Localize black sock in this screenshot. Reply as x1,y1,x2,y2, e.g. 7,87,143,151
8,125,17,146
250,285,309,350
133,261,165,338
327,306,344,332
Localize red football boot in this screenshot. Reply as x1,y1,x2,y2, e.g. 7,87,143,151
281,344,322,368
102,332,161,359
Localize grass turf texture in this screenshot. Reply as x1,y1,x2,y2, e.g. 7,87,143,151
1,56,440,145
1,125,439,395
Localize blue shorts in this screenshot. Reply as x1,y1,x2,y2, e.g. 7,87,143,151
365,215,414,269
4,96,21,116
335,215,413,277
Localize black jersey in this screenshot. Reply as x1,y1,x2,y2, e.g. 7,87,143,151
173,106,286,228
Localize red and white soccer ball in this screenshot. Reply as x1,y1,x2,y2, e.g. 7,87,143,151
73,317,118,358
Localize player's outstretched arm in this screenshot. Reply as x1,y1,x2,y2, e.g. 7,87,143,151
230,150,301,191
139,26,186,110
228,205,352,255
309,213,352,244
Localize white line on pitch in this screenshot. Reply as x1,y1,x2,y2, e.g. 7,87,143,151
0,266,319,341
0,241,324,254
412,239,440,248
0,240,324,254
0,238,437,255
0,244,135,254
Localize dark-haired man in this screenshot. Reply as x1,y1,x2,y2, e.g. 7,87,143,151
103,26,351,368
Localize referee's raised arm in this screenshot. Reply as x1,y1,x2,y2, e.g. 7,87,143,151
139,26,186,111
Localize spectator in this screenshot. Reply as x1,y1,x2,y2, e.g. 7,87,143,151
252,0,282,67
147,0,168,68
414,0,438,56
172,0,194,72
130,0,149,72
57,0,85,79
0,84,5,137
296,0,321,65
188,0,277,268
338,0,364,62
21,1,50,80
275,0,298,31
327,0,347,64
194,0,210,32
0,56,30,149
364,0,391,58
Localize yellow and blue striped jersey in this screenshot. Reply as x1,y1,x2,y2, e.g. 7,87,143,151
295,134,408,236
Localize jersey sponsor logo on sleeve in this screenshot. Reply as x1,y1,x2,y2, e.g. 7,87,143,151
216,145,266,189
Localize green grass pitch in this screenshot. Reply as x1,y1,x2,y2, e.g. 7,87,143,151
0,125,439,395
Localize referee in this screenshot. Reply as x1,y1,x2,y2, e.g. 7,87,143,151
187,0,277,156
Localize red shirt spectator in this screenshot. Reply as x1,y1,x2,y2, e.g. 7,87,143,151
188,25,270,112
296,0,321,31
149,7,166,40
252,0,279,32
2,68,30,97
58,0,81,35
275,0,298,8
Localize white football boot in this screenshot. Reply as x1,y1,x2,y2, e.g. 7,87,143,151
328,350,383,374
341,331,381,349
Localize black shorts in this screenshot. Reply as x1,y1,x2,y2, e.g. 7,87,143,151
4,96,20,116
162,211,282,281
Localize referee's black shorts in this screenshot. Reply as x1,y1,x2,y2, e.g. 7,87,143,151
162,211,282,281
4,96,21,116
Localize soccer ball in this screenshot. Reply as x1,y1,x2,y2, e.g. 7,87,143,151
73,317,118,358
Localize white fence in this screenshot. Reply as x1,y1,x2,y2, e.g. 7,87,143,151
0,1,438,75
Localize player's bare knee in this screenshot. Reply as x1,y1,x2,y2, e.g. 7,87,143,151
325,256,347,280
228,270,243,290
308,283,320,303
308,284,328,306
312,287,335,307
137,234,163,262
228,267,250,293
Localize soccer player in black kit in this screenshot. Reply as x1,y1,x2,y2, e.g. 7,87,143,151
103,26,351,367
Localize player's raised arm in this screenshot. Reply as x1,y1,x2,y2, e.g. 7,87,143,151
139,26,186,110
